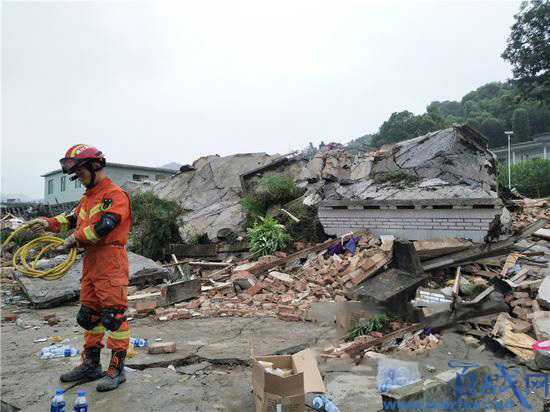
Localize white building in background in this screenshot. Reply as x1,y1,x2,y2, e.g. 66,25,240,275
491,132,550,164
41,162,177,205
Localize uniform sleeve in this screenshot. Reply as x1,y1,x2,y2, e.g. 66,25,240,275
46,202,82,233
75,190,130,246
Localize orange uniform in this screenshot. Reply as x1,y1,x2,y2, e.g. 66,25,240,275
47,178,132,352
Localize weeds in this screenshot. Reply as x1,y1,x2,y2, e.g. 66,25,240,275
247,216,291,256
345,314,391,341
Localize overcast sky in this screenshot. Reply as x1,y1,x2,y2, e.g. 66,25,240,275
2,0,520,199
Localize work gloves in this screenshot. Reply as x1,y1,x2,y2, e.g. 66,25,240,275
55,233,77,253
28,218,49,233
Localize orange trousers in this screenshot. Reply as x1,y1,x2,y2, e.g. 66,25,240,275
80,245,130,352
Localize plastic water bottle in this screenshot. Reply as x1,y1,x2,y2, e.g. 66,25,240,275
130,337,148,348
73,390,88,412
312,395,340,412
39,345,79,359
50,389,66,412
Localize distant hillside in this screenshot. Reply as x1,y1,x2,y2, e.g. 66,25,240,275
347,81,550,150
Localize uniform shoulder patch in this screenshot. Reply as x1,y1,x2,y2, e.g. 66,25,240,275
101,198,113,211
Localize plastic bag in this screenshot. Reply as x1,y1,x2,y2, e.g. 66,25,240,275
377,358,421,392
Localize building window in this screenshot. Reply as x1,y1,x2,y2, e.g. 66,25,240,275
47,179,54,194
74,179,82,188
60,176,66,192
132,174,149,181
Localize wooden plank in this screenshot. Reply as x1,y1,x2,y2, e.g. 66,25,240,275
168,244,217,258
422,219,546,271
351,254,390,285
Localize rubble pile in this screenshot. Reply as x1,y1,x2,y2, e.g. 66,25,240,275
511,198,550,231
129,234,395,323
146,125,500,243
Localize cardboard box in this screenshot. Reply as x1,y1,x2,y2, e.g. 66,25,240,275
252,349,325,412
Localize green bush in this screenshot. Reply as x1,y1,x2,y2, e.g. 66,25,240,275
497,158,550,198
128,191,182,260
247,216,291,257
241,174,303,223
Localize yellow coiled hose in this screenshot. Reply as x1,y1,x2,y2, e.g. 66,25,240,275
1,223,77,280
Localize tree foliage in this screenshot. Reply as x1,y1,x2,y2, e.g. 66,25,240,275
497,158,550,198
347,81,550,149
502,0,550,100
128,191,182,260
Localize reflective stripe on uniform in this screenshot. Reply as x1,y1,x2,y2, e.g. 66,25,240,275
108,329,130,340
88,203,103,218
79,208,87,219
54,215,69,231
89,324,106,335
83,225,100,243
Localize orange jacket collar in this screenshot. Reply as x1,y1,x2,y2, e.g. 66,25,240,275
85,177,112,197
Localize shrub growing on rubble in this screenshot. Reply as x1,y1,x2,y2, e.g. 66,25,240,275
128,192,182,260
241,174,303,221
247,216,291,257
498,158,550,198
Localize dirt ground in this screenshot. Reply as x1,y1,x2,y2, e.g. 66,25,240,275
2,300,549,412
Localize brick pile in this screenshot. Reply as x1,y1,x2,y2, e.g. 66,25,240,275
129,235,393,323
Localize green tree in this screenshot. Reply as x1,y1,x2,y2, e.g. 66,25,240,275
502,0,550,100
512,108,531,141
498,158,550,197
480,118,506,147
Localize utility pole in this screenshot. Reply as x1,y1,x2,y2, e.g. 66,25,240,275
504,131,514,189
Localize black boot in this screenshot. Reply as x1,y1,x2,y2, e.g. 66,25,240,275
96,350,126,392
60,347,103,383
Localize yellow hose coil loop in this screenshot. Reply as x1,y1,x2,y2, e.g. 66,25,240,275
1,223,77,280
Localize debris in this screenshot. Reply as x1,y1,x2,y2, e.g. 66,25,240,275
14,252,172,308
490,313,535,361
252,348,325,412
3,313,17,322
534,228,550,241
422,219,546,271
147,342,177,355
159,279,201,306
413,238,474,260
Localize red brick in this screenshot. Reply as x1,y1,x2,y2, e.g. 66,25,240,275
278,310,301,322
135,300,157,314
370,331,384,339
3,313,17,322
274,251,287,258
294,281,307,292
148,342,177,354
187,299,202,310
245,282,264,296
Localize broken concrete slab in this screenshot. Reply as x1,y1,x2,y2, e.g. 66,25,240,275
413,238,474,260
537,276,550,310
14,252,172,308
153,153,275,241
160,279,201,306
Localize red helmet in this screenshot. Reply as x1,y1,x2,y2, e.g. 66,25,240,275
59,144,106,174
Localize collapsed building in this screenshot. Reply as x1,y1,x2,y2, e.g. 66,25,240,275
150,125,501,243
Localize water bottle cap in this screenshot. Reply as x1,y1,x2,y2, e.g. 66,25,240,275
77,390,86,396
55,389,64,395
64,348,71,357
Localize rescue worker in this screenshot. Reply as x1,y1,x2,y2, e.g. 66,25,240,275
30,144,131,392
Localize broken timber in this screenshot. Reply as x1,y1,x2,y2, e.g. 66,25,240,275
422,219,546,271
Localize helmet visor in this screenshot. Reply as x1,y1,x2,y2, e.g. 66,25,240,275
59,157,84,174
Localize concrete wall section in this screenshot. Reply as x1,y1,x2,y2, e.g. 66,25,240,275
318,206,500,241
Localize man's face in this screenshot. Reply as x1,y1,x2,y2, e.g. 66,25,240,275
73,165,92,186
